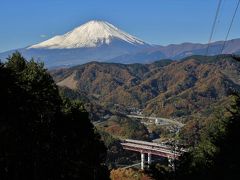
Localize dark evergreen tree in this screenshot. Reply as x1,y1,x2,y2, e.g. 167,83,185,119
210,92,240,180
0,52,109,180
173,92,240,180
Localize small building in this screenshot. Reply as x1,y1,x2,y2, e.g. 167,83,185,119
155,118,162,125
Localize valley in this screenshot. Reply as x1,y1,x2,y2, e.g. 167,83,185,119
51,55,240,169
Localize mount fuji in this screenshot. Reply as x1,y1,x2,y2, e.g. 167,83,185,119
0,20,151,67
1,20,240,67
29,20,147,49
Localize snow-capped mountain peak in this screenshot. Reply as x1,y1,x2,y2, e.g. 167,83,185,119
29,20,147,49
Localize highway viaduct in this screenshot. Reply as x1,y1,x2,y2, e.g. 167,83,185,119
121,139,186,170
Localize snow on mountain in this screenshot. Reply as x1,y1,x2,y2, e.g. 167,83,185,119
1,20,240,68
29,20,147,49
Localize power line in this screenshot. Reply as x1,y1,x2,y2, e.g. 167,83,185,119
205,0,223,56
213,0,226,37
220,0,240,54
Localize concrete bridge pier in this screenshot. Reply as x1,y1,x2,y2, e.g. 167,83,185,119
168,157,175,170
141,152,145,170
148,153,152,166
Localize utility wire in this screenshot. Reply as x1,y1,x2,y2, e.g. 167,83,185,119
205,0,223,56
220,0,240,54
213,0,226,37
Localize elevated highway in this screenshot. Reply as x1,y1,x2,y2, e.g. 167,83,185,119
121,139,186,169
127,115,184,127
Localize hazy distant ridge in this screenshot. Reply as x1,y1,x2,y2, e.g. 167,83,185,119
0,20,240,67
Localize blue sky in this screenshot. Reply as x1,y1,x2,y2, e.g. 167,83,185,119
0,0,240,52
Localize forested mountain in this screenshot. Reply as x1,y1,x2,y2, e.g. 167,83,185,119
51,55,240,120
2,52,240,180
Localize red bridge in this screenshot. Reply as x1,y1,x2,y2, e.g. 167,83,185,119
121,139,185,169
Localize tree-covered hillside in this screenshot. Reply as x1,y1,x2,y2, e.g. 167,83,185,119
51,55,240,121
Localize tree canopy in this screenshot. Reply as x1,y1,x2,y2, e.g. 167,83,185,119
0,52,109,179
172,91,240,180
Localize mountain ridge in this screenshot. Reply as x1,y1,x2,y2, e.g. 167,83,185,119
1,20,240,67
51,55,240,119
